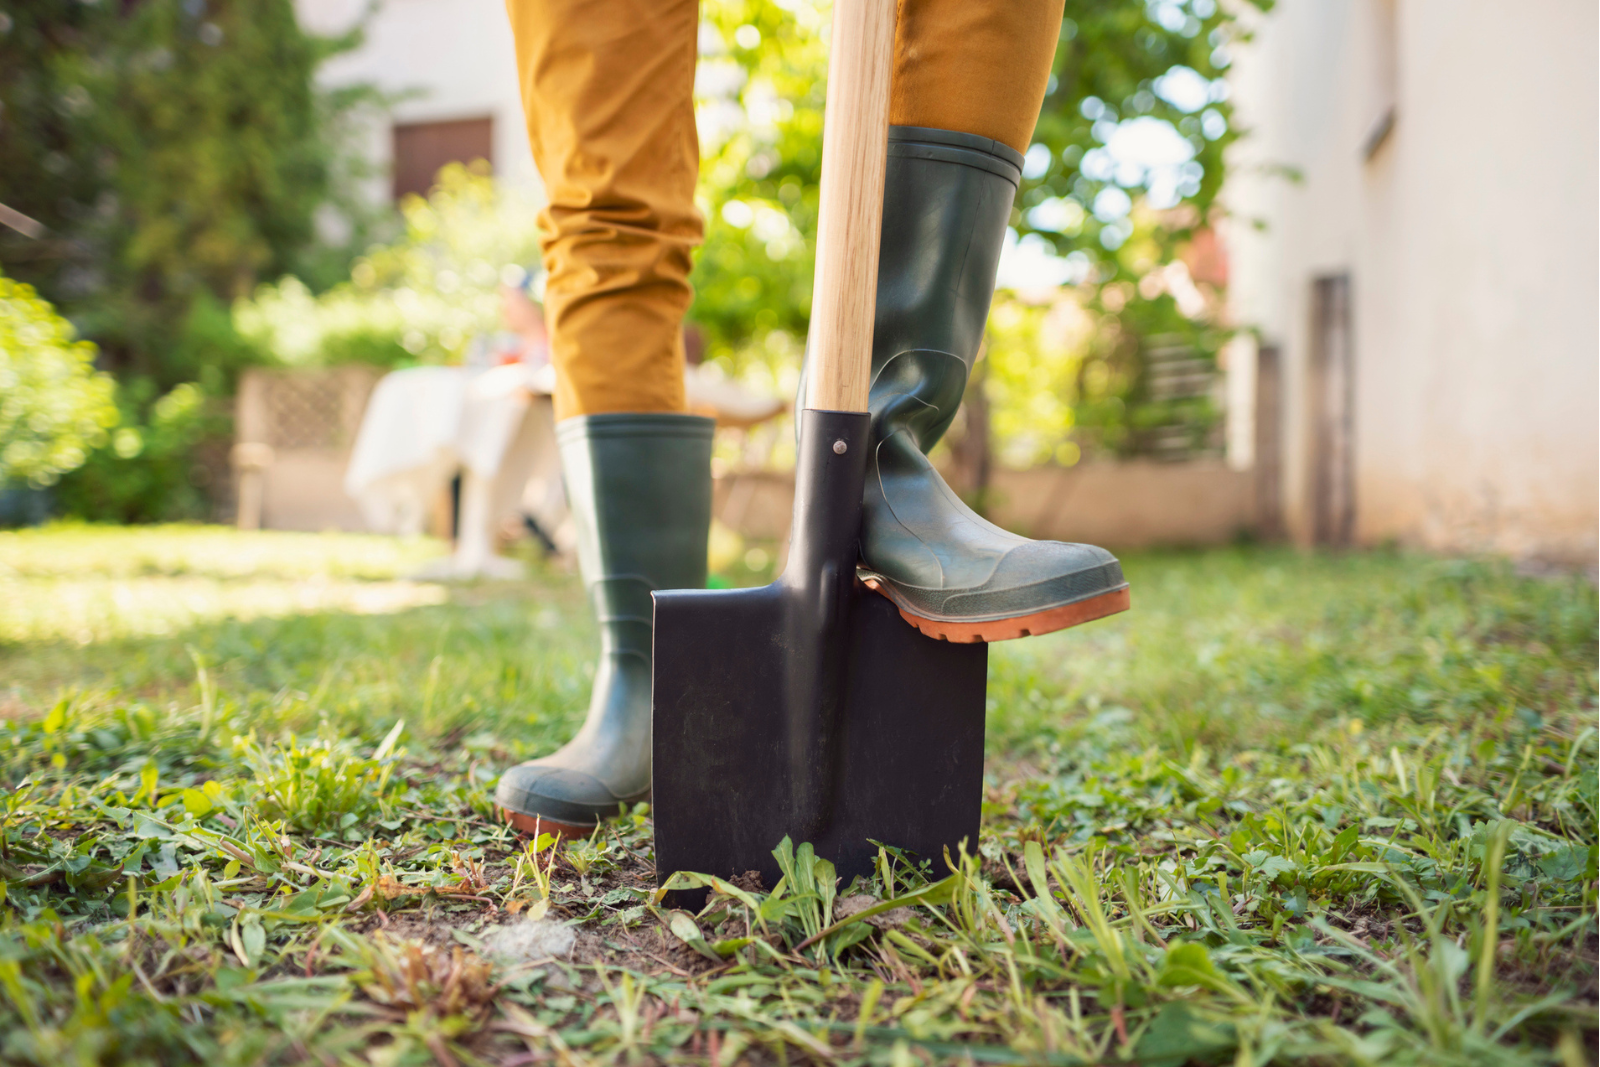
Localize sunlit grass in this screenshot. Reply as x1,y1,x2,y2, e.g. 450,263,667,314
0,522,445,579
0,524,450,644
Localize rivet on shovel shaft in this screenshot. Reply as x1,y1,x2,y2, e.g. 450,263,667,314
833,439,847,454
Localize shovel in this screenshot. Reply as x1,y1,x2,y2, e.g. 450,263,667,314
651,0,989,901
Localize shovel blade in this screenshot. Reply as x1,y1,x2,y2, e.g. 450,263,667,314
652,580,987,897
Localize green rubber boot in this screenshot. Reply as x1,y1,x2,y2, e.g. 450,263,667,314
496,413,713,834
857,127,1129,642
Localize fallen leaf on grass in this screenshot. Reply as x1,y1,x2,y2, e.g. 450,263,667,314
374,874,493,904
505,896,550,921
667,910,725,962
481,917,575,964
360,936,498,1020
344,883,376,912
834,894,912,930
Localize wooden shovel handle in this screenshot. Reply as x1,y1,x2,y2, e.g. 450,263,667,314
804,0,895,414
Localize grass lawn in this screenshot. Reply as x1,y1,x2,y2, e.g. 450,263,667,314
0,524,1594,1066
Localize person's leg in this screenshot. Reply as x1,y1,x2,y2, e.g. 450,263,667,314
498,0,714,835
505,0,701,419
853,0,1132,642
890,0,1065,154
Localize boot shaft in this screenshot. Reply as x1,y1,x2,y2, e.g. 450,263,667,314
871,128,1022,456
556,413,715,658
874,126,1023,377
796,126,1022,455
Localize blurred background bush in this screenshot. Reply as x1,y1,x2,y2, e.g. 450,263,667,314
0,274,117,524
0,0,379,521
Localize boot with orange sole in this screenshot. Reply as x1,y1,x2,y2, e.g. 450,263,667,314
846,127,1129,641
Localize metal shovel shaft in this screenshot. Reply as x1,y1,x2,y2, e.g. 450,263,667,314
779,411,870,839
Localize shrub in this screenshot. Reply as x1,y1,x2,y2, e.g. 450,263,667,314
0,0,370,389
235,163,543,368
52,380,218,524
0,274,117,488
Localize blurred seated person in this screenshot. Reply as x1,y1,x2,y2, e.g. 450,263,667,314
345,269,562,579
464,268,556,385
681,323,786,429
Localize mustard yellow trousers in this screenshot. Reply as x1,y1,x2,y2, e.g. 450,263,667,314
506,0,1064,419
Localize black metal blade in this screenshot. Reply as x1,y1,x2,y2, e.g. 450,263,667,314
651,579,987,899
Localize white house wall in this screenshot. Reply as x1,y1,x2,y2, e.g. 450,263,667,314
1226,0,1598,563
296,0,543,201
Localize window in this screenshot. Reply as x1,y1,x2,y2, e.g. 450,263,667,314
391,117,494,200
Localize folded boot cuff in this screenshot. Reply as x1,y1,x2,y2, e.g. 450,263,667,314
888,125,1025,186
556,412,716,444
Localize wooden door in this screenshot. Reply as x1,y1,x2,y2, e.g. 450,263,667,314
1254,344,1285,540
392,117,493,201
1309,274,1355,546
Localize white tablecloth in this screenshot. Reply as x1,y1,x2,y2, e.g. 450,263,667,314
343,360,785,545
344,363,555,536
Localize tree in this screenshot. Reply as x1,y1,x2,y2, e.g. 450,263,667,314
0,0,370,392
983,0,1269,463
1024,0,1265,260
0,273,117,487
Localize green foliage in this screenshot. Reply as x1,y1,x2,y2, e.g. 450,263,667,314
1073,263,1231,459
983,0,1270,461
985,269,1232,466
51,380,216,524
0,0,376,521
689,0,1268,460
0,0,368,389
235,731,403,836
235,163,544,368
0,529,1593,1063
0,274,116,486
984,296,1094,467
1026,0,1267,258
689,0,829,396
